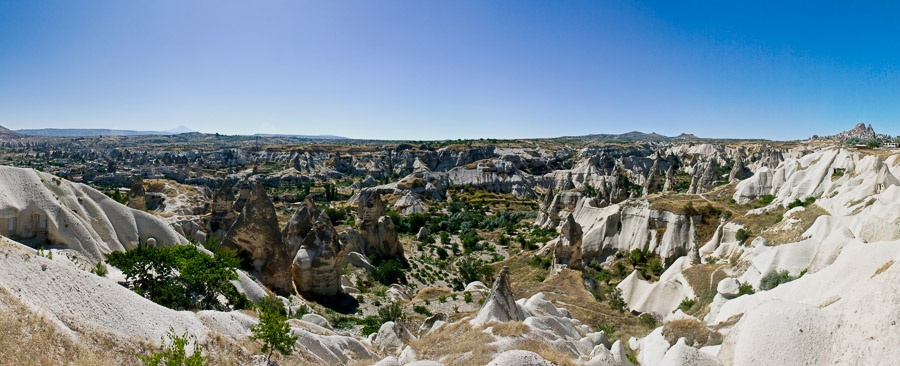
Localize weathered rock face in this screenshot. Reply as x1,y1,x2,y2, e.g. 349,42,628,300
471,266,526,326
393,191,427,215
446,159,535,197
831,122,877,141
574,198,695,265
292,214,344,297
535,188,583,229
552,214,583,271
687,159,720,195
356,191,403,259
282,198,318,253
728,156,749,182
203,182,238,238
222,183,292,295
127,176,146,210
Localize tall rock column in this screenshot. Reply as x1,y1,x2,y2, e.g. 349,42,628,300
292,214,344,297
356,191,403,259
552,214,583,271
221,183,293,295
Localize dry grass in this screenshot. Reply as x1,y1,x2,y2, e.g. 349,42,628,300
413,286,452,302
763,204,828,245
661,318,723,347
514,338,579,366
492,254,654,342
0,289,132,365
409,320,498,365
489,321,530,337
872,260,895,278
819,296,842,309
681,264,729,318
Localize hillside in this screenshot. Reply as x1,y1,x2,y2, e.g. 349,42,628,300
0,124,897,365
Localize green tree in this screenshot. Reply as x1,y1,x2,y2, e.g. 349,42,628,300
251,300,298,362
106,244,244,310
373,258,405,285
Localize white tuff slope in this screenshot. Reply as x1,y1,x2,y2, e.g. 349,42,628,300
0,166,187,261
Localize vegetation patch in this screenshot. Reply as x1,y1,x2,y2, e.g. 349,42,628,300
759,269,796,291
105,244,248,311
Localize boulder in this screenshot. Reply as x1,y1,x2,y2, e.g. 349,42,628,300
346,251,375,272
716,278,741,299
417,226,430,242
292,214,344,297
374,321,414,355
222,183,293,294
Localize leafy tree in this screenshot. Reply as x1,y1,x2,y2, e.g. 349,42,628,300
456,255,495,286
373,258,405,285
251,301,298,362
139,328,206,366
106,244,244,311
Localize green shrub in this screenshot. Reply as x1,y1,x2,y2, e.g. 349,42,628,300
638,313,655,327
758,194,775,205
738,282,755,296
413,305,432,316
528,255,552,269
139,328,206,366
607,288,627,312
90,261,108,277
378,302,403,322
456,256,495,285
360,316,382,336
678,298,696,312
373,259,405,286
735,228,751,244
464,292,473,303
787,197,816,210
759,269,796,290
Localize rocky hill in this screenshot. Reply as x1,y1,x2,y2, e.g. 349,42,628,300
0,131,898,365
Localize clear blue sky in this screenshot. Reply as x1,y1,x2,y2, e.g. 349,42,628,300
1,1,898,140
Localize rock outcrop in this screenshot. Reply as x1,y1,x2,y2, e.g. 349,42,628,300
282,198,318,253
830,122,877,141
292,214,344,297
573,198,696,265
0,166,187,261
127,175,146,210
552,214,583,271
354,191,403,259
221,183,292,294
728,155,749,182
471,266,526,325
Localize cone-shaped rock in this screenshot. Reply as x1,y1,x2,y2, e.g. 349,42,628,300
471,266,525,325
222,182,292,294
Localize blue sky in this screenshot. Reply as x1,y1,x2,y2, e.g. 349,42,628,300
1,1,898,140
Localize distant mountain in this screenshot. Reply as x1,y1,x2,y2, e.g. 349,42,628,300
0,125,23,139
165,125,196,134
252,133,349,139
563,131,699,141
17,127,196,137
